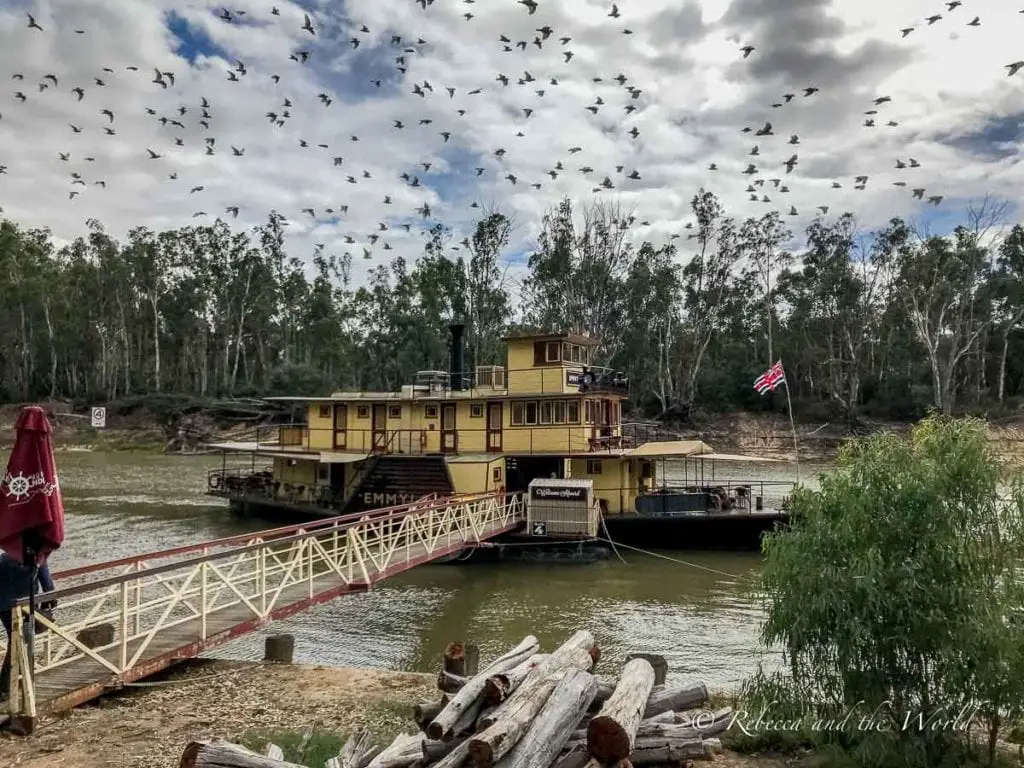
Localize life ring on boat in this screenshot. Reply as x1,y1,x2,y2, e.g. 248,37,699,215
209,473,222,489
582,372,595,387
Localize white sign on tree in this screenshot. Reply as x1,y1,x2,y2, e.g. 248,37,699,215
90,407,106,429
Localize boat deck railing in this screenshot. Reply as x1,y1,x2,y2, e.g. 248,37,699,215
633,479,795,516
232,424,639,457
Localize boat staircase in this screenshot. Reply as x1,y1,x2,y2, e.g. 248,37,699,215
343,455,455,513
1,492,525,732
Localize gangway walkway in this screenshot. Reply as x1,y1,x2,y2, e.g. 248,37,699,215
2,491,524,730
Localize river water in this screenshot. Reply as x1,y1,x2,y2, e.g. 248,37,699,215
43,450,826,690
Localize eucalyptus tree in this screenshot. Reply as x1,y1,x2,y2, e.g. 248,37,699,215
678,189,742,405
522,198,638,363
463,212,513,370
895,220,993,415
991,224,1024,402
739,211,792,367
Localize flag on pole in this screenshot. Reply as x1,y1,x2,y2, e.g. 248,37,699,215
753,361,785,394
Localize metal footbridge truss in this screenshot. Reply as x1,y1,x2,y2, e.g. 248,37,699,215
1,491,524,730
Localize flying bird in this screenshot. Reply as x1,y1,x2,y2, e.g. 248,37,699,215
740,45,755,58
302,13,315,34
27,13,43,31
1007,62,1024,76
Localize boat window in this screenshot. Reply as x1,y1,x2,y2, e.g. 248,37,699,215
586,459,602,475
511,402,525,425
424,405,438,419
553,401,566,423
492,465,502,483
525,401,538,425
539,401,553,424
546,341,561,362
470,403,484,418
357,405,370,419
567,401,580,424
584,401,593,424
333,405,347,430
612,401,620,425
318,405,331,419
388,405,402,419
582,346,591,365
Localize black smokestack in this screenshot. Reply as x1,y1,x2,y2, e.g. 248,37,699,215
449,322,465,391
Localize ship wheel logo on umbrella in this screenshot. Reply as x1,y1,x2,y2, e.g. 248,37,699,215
3,472,31,500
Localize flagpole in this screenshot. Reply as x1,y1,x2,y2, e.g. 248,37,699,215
782,374,801,484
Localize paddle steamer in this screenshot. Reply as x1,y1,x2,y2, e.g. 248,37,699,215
205,326,792,555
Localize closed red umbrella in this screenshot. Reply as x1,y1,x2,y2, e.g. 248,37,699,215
0,406,65,565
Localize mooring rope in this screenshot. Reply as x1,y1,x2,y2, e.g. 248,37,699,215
593,534,745,580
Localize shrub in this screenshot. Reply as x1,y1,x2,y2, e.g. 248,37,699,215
754,415,1024,768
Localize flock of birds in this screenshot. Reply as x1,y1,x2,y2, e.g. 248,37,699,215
0,1,1022,260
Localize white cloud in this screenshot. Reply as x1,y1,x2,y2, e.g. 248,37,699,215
0,0,1022,286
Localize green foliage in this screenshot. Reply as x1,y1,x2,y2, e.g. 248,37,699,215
755,415,1024,767
1,196,1022,419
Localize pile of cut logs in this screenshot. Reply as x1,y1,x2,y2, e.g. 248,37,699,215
179,630,733,768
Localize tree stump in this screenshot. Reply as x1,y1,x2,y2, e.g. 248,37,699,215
443,641,480,677
264,634,295,663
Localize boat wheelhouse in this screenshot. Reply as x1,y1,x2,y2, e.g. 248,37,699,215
206,325,792,551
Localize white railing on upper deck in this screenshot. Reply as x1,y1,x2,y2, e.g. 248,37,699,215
3,492,525,722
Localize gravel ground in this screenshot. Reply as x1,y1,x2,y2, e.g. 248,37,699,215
0,660,436,768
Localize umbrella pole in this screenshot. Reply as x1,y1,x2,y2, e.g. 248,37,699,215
26,559,37,686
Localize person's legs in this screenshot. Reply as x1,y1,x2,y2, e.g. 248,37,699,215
0,610,12,701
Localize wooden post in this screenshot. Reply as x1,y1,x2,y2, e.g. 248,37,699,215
625,653,666,686
586,658,655,763
263,634,295,664
444,641,480,677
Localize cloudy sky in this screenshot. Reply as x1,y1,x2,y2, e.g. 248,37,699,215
0,0,1021,284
